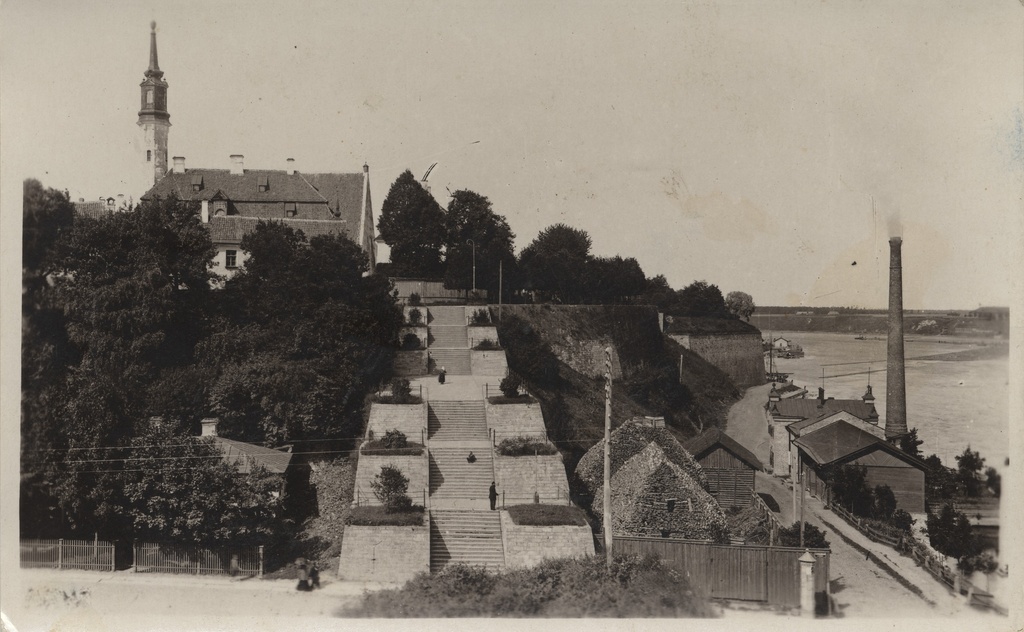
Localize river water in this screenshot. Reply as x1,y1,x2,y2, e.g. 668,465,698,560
770,331,1009,473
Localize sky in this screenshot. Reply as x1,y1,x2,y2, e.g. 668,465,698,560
2,0,1022,309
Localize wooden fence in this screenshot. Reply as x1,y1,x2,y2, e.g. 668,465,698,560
133,542,263,577
391,279,467,303
828,503,902,548
751,491,783,544
614,535,829,608
21,538,115,571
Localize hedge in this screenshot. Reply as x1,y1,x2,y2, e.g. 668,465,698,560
487,395,538,405
361,441,425,456
346,505,425,526
496,436,558,457
506,504,589,526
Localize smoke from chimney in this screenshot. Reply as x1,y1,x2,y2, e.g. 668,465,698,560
885,237,908,439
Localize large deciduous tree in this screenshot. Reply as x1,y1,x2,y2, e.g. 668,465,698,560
725,291,755,321
443,190,516,299
518,223,592,303
211,221,402,446
376,170,446,277
674,281,730,319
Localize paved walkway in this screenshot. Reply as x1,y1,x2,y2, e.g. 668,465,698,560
727,386,1003,620
409,374,499,401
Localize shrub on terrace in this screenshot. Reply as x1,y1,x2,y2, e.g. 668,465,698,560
506,504,588,526
382,429,408,449
401,332,422,350
496,436,558,457
470,308,491,325
408,293,422,306
473,338,501,350
370,464,413,512
499,373,524,398
392,378,412,400
360,441,424,456
408,307,423,325
777,522,830,549
346,505,424,526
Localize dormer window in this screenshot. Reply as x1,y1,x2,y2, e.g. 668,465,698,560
191,175,204,192
258,175,269,192
285,202,296,218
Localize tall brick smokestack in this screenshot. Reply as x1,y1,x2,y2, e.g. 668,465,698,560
885,237,908,439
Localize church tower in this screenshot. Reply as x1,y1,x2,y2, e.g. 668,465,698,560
138,21,170,185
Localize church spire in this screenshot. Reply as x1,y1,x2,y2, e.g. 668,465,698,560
145,21,163,79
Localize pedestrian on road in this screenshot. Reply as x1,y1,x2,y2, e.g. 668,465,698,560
489,481,498,510
309,561,320,589
467,451,476,463
295,557,310,592
439,366,447,385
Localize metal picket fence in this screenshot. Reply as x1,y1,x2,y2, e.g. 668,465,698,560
21,538,116,571
133,542,263,577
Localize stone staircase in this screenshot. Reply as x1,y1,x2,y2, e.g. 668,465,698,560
429,348,472,375
429,510,504,572
427,306,466,326
430,325,468,348
429,446,494,500
428,401,487,440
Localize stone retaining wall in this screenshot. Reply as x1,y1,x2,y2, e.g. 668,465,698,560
470,350,508,376
668,332,764,387
338,524,430,582
494,454,569,505
468,325,499,346
354,453,429,506
499,511,594,569
486,401,547,436
393,350,427,376
366,403,427,441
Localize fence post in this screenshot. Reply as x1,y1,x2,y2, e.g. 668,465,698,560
111,541,115,572
799,551,816,617
58,538,63,570
132,541,136,572
258,545,264,577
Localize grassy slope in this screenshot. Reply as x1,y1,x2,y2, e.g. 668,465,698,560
495,305,739,478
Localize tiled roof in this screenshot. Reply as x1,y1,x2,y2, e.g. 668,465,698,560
683,427,763,471
143,169,366,228
792,420,883,466
769,397,877,422
207,216,351,244
794,420,928,470
210,436,292,475
74,201,116,219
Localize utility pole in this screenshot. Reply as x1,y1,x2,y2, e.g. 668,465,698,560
498,259,503,321
603,346,613,570
799,458,806,547
467,239,476,293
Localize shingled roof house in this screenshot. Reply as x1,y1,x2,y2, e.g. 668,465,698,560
684,428,763,507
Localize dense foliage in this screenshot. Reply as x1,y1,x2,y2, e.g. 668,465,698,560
777,522,830,549
21,180,403,545
724,290,755,321
443,189,517,299
376,170,446,277
954,446,985,497
496,314,561,388
496,436,558,457
926,504,987,571
344,555,713,617
370,464,413,511
506,504,588,526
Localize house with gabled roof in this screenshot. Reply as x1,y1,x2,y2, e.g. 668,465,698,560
133,24,376,278
793,419,927,514
684,428,763,507
765,384,879,478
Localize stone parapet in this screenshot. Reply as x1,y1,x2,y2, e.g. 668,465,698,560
367,402,427,442
354,453,429,507
486,401,547,437
470,350,508,376
338,524,430,582
499,510,594,569
494,454,569,506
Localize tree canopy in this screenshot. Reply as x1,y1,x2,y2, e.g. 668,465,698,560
443,189,516,299
674,281,731,318
376,170,446,277
725,291,755,321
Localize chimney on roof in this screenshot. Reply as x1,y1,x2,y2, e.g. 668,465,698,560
363,163,369,173
230,154,244,175
201,418,219,437
172,156,185,174
885,237,908,440
817,387,825,407
286,158,296,175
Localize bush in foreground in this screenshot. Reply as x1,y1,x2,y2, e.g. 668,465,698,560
343,554,714,617
777,522,830,549
506,504,588,526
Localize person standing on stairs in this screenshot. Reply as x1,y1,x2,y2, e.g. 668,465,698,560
439,366,447,385
489,481,498,510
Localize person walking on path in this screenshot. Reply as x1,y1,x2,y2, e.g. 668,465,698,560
489,481,498,510
438,366,447,385
295,558,310,592
467,451,476,464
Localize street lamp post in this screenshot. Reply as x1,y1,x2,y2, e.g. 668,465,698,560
466,239,476,292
